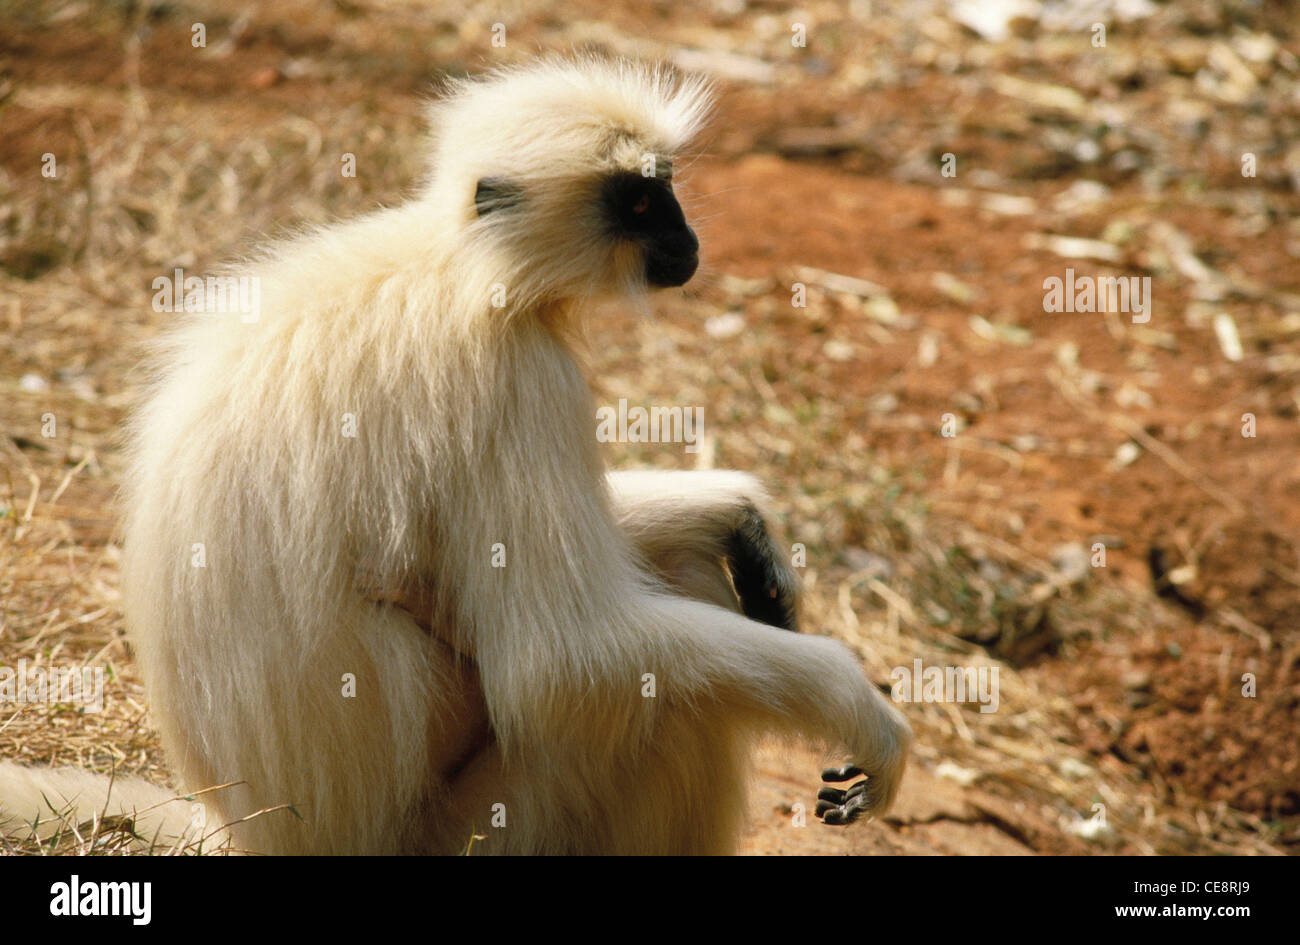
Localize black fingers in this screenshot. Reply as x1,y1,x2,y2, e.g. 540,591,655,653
821,765,864,782
816,780,872,826
817,768,872,826
817,783,867,805
818,787,846,804
726,504,798,632
821,794,869,825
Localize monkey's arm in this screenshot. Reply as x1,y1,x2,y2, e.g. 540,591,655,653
663,594,911,822
606,470,798,631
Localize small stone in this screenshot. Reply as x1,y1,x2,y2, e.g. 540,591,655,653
704,312,746,339
935,761,980,786
1111,441,1142,469
1058,758,1093,780
843,548,893,579
822,339,854,362
866,392,898,414
932,271,979,303
1051,543,1090,584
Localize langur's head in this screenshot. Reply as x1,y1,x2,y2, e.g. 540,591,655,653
422,57,712,303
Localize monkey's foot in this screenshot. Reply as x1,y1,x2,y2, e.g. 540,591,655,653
726,503,798,632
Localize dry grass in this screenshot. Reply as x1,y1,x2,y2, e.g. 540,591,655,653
2,0,1293,855
605,287,1286,854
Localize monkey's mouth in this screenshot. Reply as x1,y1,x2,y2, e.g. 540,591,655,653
647,250,699,288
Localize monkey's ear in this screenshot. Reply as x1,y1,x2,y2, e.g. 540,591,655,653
474,177,524,216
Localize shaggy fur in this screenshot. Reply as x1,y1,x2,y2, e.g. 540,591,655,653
1,57,910,855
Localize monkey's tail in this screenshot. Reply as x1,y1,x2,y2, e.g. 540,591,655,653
0,761,221,853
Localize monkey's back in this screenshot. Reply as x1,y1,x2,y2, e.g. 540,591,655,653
119,210,477,854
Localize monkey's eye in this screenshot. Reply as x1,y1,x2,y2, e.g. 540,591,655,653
602,172,679,236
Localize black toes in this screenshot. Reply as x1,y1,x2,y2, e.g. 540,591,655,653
727,505,797,632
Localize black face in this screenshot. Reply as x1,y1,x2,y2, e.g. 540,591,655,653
601,172,699,288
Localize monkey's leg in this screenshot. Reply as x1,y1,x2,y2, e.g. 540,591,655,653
361,470,793,646
607,470,798,630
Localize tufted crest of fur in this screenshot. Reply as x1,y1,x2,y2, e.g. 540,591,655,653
423,56,713,310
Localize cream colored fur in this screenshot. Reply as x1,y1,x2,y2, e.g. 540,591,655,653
2,57,910,855
0,761,213,851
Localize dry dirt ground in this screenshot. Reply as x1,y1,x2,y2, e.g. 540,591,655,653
1,0,1297,855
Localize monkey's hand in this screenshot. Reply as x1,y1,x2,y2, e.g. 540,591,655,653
815,697,911,825
816,768,876,825
360,579,477,659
